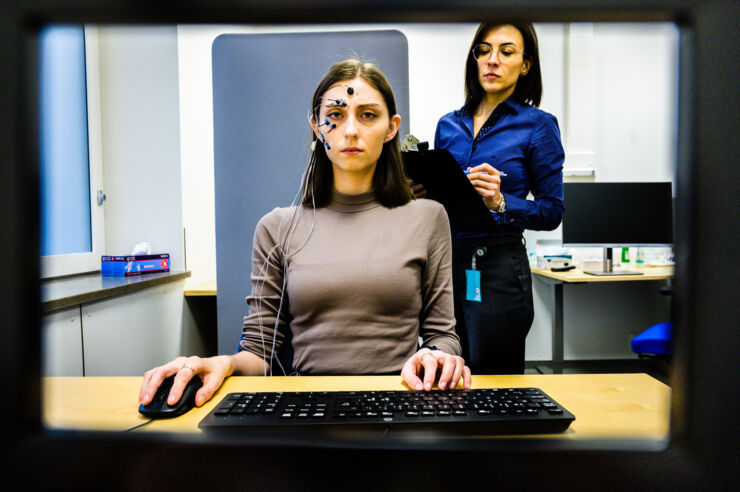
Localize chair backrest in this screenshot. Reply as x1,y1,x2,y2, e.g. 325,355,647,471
213,31,411,357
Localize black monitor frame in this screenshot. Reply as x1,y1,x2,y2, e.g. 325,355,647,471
2,1,738,489
562,182,674,248
563,182,674,275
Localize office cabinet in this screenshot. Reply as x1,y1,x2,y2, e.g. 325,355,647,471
42,280,188,376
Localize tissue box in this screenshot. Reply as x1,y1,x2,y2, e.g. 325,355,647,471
537,255,572,268
101,254,170,276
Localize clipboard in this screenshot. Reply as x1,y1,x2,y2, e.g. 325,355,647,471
402,149,502,233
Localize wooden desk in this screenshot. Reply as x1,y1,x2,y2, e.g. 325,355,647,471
531,266,674,284
43,374,670,440
184,280,217,297
531,266,674,373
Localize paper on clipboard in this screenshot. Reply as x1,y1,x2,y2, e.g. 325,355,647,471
402,149,502,233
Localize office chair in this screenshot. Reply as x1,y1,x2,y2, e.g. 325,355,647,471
631,285,673,356
631,321,672,356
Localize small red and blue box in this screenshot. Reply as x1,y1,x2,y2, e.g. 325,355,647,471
101,254,170,276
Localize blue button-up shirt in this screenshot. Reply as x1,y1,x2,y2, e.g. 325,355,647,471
434,97,564,238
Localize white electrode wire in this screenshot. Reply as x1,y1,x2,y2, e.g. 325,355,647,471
269,186,315,375
253,242,282,376
266,161,317,375
252,151,317,376
253,175,303,376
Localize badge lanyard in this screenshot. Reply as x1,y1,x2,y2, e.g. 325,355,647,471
465,246,487,302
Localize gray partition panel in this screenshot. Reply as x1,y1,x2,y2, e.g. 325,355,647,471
213,31,409,356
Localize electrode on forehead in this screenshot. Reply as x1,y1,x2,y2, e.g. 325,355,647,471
321,84,358,108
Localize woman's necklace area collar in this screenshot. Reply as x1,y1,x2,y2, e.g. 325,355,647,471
327,188,380,213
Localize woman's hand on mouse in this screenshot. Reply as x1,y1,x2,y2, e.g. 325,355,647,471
466,163,504,210
400,348,472,391
139,355,234,407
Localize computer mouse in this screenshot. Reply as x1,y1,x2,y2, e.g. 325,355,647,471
138,374,203,419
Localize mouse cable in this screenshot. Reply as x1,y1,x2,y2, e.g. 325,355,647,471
124,419,155,432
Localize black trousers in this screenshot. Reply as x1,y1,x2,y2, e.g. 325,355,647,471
452,235,534,374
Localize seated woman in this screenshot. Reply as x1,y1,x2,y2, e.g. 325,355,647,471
139,59,471,410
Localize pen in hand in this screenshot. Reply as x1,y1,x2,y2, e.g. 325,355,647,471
464,169,507,177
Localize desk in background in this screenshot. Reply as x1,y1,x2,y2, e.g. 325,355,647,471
182,280,219,356
531,266,674,373
43,374,670,440
184,281,217,297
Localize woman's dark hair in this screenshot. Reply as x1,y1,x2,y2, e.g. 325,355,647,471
464,23,543,109
301,59,412,208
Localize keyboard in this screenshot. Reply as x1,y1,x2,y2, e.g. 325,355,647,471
198,388,575,436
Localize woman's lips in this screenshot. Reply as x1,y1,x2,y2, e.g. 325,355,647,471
341,147,362,155
485,73,500,79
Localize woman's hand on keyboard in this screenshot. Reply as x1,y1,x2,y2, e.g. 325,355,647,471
139,355,233,408
400,348,472,392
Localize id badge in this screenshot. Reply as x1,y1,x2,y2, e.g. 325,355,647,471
465,269,482,302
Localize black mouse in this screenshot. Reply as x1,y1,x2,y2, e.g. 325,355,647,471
138,375,203,419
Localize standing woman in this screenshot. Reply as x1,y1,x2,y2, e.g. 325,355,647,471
433,23,564,374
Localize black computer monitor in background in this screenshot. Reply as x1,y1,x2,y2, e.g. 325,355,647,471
562,182,673,275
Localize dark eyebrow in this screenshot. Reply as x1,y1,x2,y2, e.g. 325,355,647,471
483,41,518,48
356,103,383,110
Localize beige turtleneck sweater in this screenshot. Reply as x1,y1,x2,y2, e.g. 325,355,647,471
239,189,460,375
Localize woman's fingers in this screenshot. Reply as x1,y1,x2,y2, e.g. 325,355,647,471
139,357,187,405
463,365,472,389
401,359,424,391
194,359,230,406
421,353,439,391
167,357,202,405
436,353,456,390
467,163,497,174
450,357,465,389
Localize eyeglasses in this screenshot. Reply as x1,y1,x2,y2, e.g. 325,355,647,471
472,44,525,63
